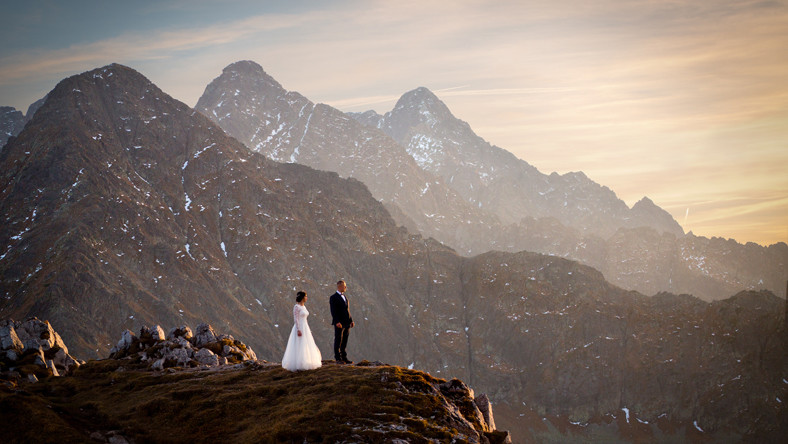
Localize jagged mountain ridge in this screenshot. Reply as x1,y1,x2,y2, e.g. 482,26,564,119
195,61,504,255
353,87,683,238
0,64,784,442
196,61,787,301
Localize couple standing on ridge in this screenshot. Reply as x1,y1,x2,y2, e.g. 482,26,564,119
281,280,355,371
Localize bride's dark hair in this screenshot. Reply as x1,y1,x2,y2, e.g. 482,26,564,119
296,291,306,302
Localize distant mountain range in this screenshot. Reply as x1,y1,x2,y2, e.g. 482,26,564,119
0,96,46,150
195,61,787,301
0,63,784,442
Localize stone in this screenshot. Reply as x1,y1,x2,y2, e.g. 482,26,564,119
27,373,38,383
47,359,59,377
14,318,63,353
174,336,192,349
193,323,217,347
151,358,165,371
53,348,81,375
0,321,23,352
33,347,46,366
162,346,192,367
474,393,496,432
167,325,193,341
194,348,219,366
112,330,136,353
107,431,130,444
4,349,19,361
150,325,166,341
139,325,165,345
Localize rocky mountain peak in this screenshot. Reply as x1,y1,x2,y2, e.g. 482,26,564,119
195,61,309,156
629,196,684,236
383,86,464,143
220,60,284,92
394,86,445,112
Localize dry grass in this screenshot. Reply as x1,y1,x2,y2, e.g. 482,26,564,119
0,359,500,443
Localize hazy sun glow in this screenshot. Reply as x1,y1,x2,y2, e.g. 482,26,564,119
1,0,786,245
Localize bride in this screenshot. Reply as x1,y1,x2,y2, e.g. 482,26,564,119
281,291,322,371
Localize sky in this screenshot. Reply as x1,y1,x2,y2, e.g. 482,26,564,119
1,0,786,246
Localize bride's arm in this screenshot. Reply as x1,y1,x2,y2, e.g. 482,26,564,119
293,305,302,335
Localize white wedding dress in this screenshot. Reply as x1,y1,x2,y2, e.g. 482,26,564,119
282,304,322,371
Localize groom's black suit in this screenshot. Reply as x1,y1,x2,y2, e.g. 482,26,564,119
329,291,353,361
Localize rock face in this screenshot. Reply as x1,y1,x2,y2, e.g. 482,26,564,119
0,107,26,150
196,61,786,301
0,97,47,151
0,318,83,381
0,63,784,442
109,323,256,369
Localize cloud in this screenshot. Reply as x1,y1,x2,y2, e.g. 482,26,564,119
0,12,320,85
1,0,786,244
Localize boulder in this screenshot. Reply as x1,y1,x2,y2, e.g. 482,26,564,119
0,320,23,352
139,325,166,345
53,348,81,375
13,318,68,354
474,393,496,432
193,323,217,347
47,359,59,377
194,348,219,366
0,318,82,380
151,358,165,371
111,330,137,354
33,347,46,366
107,322,258,371
167,325,193,341
3,348,19,361
162,346,192,367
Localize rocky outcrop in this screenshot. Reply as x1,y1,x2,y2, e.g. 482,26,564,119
109,323,257,370
0,318,83,382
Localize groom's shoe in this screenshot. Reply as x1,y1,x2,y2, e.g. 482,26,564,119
342,358,353,364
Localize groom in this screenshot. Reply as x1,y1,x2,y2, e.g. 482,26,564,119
329,280,354,364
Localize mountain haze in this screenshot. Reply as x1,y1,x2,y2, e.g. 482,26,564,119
0,63,784,442
196,61,787,301
354,86,683,238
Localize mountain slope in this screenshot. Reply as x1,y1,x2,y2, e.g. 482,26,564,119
0,63,419,359
195,61,503,254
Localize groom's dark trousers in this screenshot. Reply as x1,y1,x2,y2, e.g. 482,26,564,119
334,325,350,361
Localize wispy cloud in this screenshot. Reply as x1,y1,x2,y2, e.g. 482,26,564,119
0,0,785,244
0,12,320,85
